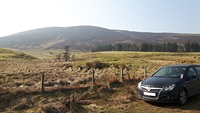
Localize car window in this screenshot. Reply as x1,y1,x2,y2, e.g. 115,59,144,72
195,66,200,76
187,67,197,77
153,67,186,78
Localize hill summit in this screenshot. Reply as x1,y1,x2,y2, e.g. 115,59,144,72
0,26,199,51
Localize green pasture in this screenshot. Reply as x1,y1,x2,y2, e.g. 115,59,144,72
73,51,200,67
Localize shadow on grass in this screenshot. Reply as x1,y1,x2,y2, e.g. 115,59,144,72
146,94,200,111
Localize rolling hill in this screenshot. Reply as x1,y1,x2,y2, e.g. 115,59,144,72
0,48,36,60
0,26,199,51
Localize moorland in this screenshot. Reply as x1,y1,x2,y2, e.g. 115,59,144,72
1,48,200,113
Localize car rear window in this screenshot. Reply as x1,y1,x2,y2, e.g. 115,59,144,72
195,66,200,76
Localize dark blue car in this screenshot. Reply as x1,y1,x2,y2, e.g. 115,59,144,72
137,64,200,105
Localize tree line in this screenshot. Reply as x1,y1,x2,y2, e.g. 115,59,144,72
92,41,200,52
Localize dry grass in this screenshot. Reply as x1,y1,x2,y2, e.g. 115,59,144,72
1,51,200,112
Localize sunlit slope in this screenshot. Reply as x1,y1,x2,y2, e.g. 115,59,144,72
0,48,36,60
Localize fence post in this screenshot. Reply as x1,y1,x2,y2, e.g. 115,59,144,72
92,69,95,87
41,73,44,93
127,73,131,81
121,68,124,82
144,66,147,78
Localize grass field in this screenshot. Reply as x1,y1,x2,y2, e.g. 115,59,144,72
1,49,200,112
0,48,36,61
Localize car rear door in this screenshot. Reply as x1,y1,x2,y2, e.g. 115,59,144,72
185,66,199,96
194,66,200,94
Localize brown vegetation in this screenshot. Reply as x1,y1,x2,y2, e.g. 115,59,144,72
1,52,200,112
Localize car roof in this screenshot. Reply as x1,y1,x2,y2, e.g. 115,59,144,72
165,64,200,68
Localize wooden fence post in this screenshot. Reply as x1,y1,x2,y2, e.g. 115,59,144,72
121,68,124,82
41,73,44,93
92,69,95,87
144,66,147,78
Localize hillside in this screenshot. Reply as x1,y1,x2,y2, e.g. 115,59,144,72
0,48,36,60
0,26,200,51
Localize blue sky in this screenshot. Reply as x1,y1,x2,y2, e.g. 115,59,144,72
0,0,199,37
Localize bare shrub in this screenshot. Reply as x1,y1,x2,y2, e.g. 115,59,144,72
12,98,29,111
41,104,67,113
108,76,123,87
0,92,15,110
86,60,109,69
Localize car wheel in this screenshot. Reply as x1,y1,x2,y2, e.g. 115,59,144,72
177,89,187,105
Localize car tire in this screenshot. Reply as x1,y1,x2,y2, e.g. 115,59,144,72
177,89,187,105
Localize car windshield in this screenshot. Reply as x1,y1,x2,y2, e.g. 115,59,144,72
153,66,186,78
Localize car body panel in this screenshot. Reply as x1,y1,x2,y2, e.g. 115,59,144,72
142,77,180,88
137,64,200,104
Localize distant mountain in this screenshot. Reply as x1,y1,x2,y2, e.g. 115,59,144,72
0,26,199,51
